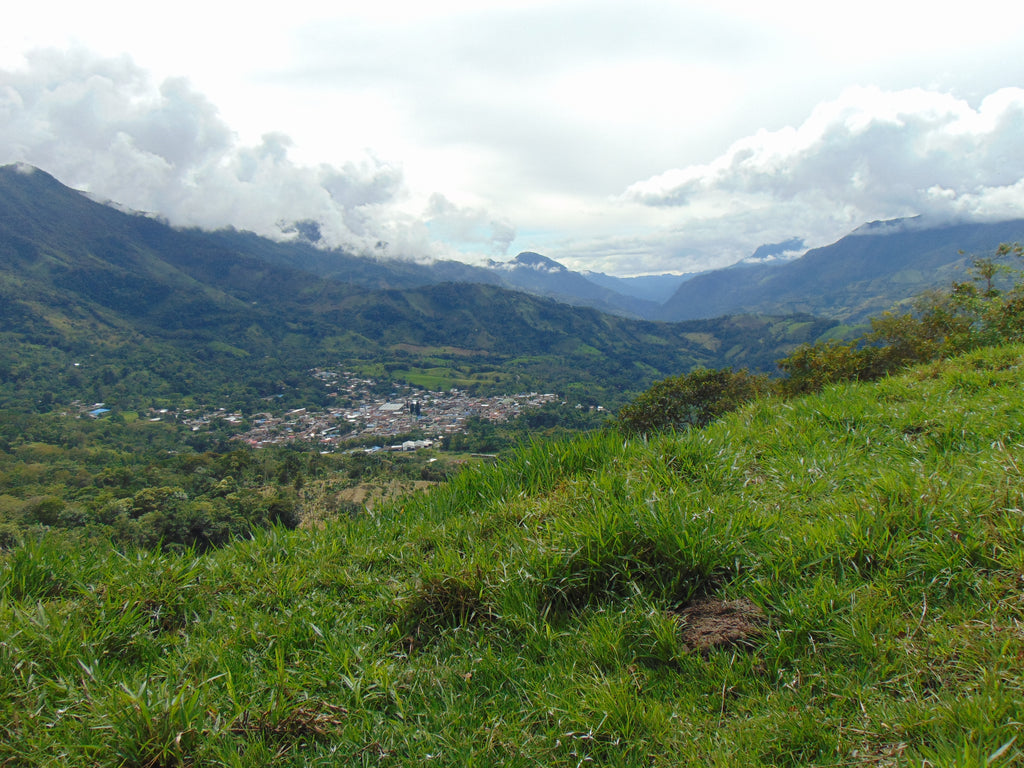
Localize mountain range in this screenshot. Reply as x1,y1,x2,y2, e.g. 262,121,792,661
0,164,833,412
4,161,1024,415
273,204,1024,324
656,217,1024,323
9,160,1023,324
260,217,1024,324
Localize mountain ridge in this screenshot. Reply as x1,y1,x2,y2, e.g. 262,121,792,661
658,216,1024,322
0,164,835,412
7,164,1024,326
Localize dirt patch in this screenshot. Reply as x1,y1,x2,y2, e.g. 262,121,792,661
679,597,765,651
230,699,347,740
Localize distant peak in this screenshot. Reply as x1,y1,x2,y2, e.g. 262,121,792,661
1,163,54,184
742,237,806,264
508,251,567,272
0,164,84,199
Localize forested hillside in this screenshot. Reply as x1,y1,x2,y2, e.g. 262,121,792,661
0,165,836,413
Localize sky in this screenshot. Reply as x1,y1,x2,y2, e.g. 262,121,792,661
2,1,1024,276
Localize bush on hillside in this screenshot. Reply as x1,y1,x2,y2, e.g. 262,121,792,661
621,243,1024,429
616,367,771,435
778,245,1024,395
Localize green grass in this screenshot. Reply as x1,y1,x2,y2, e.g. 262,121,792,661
4,345,1024,765
391,366,504,391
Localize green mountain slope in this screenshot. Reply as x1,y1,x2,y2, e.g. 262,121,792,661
0,165,836,411
659,217,1024,322
0,164,656,318
3,343,1022,765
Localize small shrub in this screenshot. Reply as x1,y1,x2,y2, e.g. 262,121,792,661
617,367,771,435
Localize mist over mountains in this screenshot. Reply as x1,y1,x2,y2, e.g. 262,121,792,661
5,164,1024,335
0,164,843,412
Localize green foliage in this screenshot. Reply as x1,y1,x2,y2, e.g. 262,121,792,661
4,344,1024,765
0,418,313,551
776,244,1024,394
0,410,483,551
616,367,771,435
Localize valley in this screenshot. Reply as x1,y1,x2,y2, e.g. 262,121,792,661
3,164,1024,766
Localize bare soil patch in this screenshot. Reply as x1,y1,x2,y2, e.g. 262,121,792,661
679,597,766,651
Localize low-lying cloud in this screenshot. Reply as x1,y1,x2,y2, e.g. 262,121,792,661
3,48,1024,277
0,48,515,260
424,194,516,256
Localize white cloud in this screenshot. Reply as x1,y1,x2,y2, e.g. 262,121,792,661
625,87,1024,211
3,0,1024,279
424,194,516,256
603,86,1024,274
0,48,513,261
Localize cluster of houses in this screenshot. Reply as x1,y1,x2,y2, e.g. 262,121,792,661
69,401,112,418
163,370,560,451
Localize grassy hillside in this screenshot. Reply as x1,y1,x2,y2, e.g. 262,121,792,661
3,343,1023,766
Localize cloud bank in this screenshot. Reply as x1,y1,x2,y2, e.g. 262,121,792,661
0,49,514,260
609,86,1024,273
2,47,1024,277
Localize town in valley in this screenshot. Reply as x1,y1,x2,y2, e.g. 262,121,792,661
81,367,571,452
